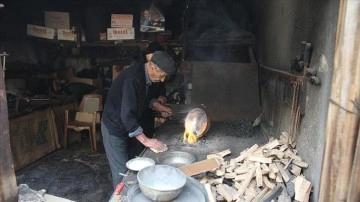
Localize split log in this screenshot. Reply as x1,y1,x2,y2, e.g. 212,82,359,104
293,175,312,202
261,163,270,172
284,149,302,161
200,175,209,184
205,183,216,202
269,170,276,180
208,177,224,185
235,144,259,163
234,167,256,200
216,166,226,176
252,187,270,202
226,165,236,173
216,184,237,202
207,149,231,160
290,164,302,176
234,173,248,181
292,160,309,168
269,163,279,173
276,172,283,183
249,179,257,188
265,139,281,150
263,176,276,189
217,149,232,157
279,145,288,152
224,172,237,179
248,155,273,164
255,162,263,187
234,166,250,174
263,148,285,159
245,187,258,197
279,131,291,145
233,182,242,190
276,162,290,182
244,194,255,202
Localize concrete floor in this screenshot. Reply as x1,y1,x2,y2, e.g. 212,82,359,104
16,137,113,202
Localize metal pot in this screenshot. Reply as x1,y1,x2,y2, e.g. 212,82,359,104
137,165,186,201
156,151,196,168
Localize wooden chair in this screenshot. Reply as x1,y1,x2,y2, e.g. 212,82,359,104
64,93,103,151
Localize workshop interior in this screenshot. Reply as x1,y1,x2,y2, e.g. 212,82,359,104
0,0,359,202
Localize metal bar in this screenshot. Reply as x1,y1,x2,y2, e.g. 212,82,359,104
260,64,306,82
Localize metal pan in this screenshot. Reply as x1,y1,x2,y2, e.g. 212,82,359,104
184,107,210,138
156,151,196,168
126,157,155,171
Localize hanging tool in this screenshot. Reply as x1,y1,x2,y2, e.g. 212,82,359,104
0,52,9,78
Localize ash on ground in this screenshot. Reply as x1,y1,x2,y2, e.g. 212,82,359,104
174,119,263,146
220,120,262,138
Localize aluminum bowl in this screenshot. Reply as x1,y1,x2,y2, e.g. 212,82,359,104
157,151,196,168
137,165,187,201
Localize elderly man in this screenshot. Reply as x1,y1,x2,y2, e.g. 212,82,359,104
101,51,175,188
129,42,168,157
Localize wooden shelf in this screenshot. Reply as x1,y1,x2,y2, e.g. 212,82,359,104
29,36,182,48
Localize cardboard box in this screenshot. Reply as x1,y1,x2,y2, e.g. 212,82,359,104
180,159,220,176
9,108,60,171
57,29,76,41
27,24,55,40
111,14,133,27
107,27,135,40
45,11,70,29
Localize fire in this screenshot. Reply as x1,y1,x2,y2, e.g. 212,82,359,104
183,130,198,144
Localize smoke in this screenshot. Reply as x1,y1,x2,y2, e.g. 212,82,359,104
188,0,249,41
186,0,252,62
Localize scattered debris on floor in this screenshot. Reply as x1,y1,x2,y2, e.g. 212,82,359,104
18,184,46,202
199,132,312,202
15,142,113,202
18,184,76,202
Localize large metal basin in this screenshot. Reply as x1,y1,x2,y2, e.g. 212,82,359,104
137,165,187,201
157,151,195,168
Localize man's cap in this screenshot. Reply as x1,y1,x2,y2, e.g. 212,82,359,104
151,51,176,75
145,41,164,54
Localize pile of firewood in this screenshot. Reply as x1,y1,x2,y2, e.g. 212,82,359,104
200,132,312,202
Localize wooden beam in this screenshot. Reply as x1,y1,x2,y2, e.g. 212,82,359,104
348,127,360,202
319,0,360,201
0,61,18,201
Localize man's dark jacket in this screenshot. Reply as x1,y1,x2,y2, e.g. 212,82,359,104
102,62,148,138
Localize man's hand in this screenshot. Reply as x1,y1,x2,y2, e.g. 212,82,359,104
157,96,167,105
153,101,172,118
136,133,167,152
